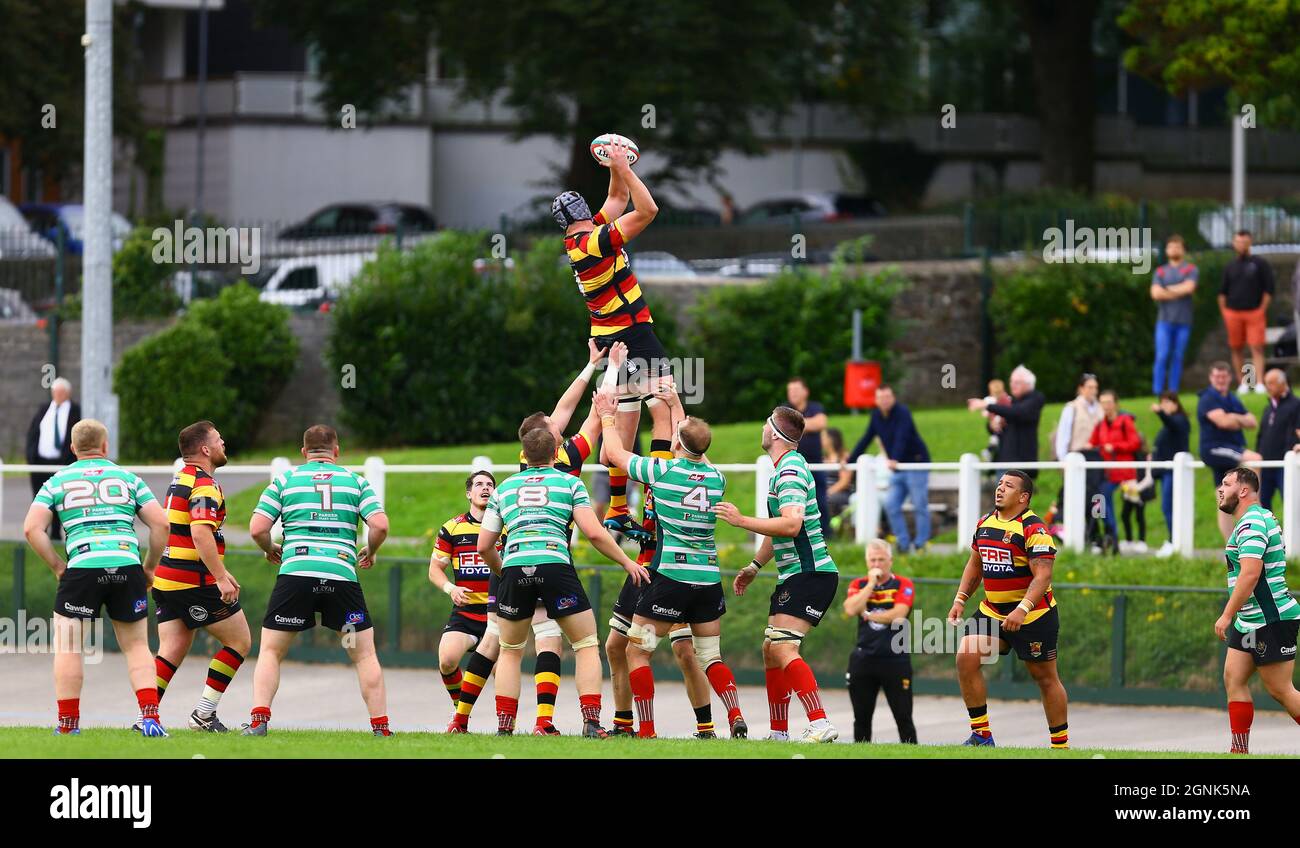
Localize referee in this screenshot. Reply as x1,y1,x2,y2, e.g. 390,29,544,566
842,539,917,743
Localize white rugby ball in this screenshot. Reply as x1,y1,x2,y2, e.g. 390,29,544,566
590,133,639,167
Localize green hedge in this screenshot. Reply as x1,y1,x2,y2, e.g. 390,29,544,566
326,231,678,446
990,251,1232,400
683,240,904,424
114,284,297,459
59,226,182,320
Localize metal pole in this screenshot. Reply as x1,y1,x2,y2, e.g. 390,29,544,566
82,0,117,456
195,0,209,222
50,227,65,371
1232,115,1245,232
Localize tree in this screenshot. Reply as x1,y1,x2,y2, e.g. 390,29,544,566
257,0,917,206
1119,0,1300,127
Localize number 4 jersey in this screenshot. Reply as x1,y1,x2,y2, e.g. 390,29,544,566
625,454,724,585
32,458,157,569
253,460,385,582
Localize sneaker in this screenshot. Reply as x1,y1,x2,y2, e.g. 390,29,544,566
1130,540,1148,554
799,719,839,743
496,728,514,736
608,724,635,737
53,726,81,735
1254,383,1267,395
582,720,610,739
766,730,790,741
139,717,168,738
962,732,996,746
130,720,143,733
1117,540,1132,554
373,728,393,737
1237,382,1251,395
1155,540,1176,558
729,716,749,739
240,722,268,737
446,717,468,734
533,723,562,736
694,729,718,739
189,710,228,733
603,513,651,543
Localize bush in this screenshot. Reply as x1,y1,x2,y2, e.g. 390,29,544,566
113,283,296,459
327,231,680,446
114,322,238,459
683,240,903,424
59,225,182,320
990,252,1232,400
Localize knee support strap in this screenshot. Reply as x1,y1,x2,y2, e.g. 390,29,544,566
568,633,599,651
485,618,500,639
693,634,721,670
626,623,659,653
531,617,562,641
764,626,804,646
608,612,631,636
500,637,528,652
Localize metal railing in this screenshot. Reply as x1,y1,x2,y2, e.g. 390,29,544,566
5,451,1297,558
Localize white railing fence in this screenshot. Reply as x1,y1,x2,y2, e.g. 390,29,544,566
4,451,1298,557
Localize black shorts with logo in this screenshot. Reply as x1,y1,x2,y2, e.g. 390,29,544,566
769,571,839,627
55,565,149,623
262,575,373,632
443,611,487,643
486,572,500,616
495,564,591,621
593,323,673,400
611,572,647,623
965,606,1060,663
153,583,243,630
1227,619,1300,666
635,573,725,624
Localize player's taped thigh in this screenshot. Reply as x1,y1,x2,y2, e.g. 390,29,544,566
626,623,660,653
531,617,562,641
764,625,805,647
617,399,641,412
668,628,693,649
568,633,599,650
500,637,528,651
608,611,632,636
693,634,721,671
485,618,500,638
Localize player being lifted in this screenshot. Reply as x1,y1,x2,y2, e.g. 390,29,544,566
718,406,840,743
440,342,611,734
146,420,253,732
595,386,748,739
247,425,392,736
552,136,671,544
477,426,650,737
24,419,170,737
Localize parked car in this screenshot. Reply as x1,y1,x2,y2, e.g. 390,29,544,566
278,203,437,240
244,252,373,309
630,250,697,279
0,287,37,323
736,192,886,226
20,203,133,254
0,196,56,259
1197,205,1300,250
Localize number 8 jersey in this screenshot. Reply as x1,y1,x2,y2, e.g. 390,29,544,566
483,466,591,569
32,458,157,570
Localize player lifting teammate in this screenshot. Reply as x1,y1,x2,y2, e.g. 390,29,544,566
24,419,170,737
718,406,840,743
477,427,650,737
595,386,748,739
146,421,253,732
246,425,392,736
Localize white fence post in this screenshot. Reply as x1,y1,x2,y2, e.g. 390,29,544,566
269,456,290,481
854,454,878,544
1285,452,1300,558
1063,451,1086,553
958,452,981,550
1172,451,1195,558
363,456,386,548
0,457,6,539
754,454,774,552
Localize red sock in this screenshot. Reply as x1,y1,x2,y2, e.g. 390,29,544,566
705,661,743,723
579,693,602,725
765,666,790,733
56,698,79,733
630,666,656,737
441,668,463,706
135,687,160,720
784,658,826,722
496,695,518,734
154,655,178,700
249,705,271,727
1229,700,1254,753
370,714,391,736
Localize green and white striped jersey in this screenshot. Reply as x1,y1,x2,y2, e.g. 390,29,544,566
253,460,384,582
32,459,156,570
1226,503,1298,631
483,466,589,569
626,454,724,585
766,450,837,581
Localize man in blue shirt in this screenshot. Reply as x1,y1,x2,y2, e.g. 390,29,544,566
1150,234,1197,394
1198,361,1261,539
848,385,932,553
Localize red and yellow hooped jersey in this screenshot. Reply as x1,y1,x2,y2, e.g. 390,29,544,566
434,512,493,621
970,509,1056,623
565,210,653,336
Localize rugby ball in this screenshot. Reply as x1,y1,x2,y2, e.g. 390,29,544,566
590,133,639,167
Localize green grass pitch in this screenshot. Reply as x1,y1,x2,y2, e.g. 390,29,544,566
0,727,1275,759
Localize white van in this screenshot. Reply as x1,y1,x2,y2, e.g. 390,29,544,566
247,252,373,308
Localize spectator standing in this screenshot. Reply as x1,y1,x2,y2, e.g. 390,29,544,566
1150,235,1198,394
1088,390,1142,549
821,427,854,535
968,365,1046,478
783,377,831,536
1220,230,1275,394
1053,373,1103,462
848,385,932,553
1199,361,1262,539
1150,391,1191,558
24,377,81,542
1256,368,1300,511
981,379,1011,462
842,540,917,744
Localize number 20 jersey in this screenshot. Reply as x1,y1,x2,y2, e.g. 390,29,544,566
32,458,156,570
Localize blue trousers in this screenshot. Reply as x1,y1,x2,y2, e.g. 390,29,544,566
884,470,930,552
1152,320,1192,395
1099,479,1120,538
